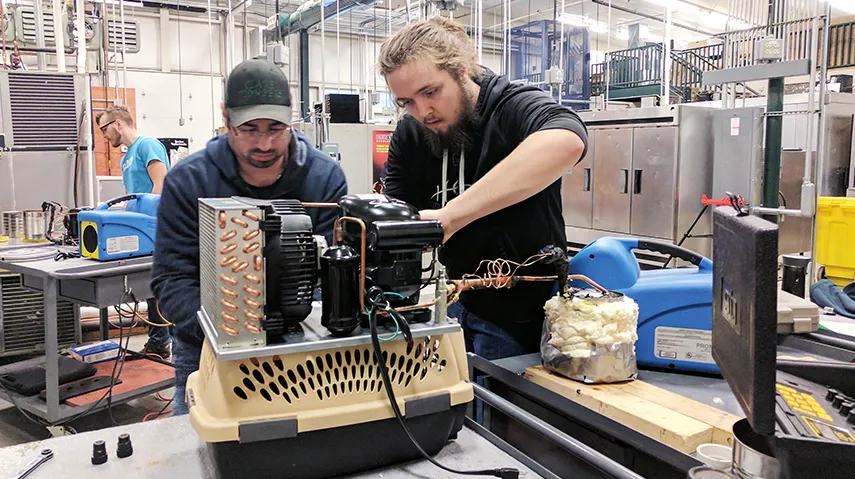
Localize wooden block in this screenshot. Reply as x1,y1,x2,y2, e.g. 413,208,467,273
525,366,713,453
610,380,742,447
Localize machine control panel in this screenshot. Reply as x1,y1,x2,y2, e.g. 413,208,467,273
776,377,855,443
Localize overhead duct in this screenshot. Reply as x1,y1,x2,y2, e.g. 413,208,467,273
278,0,377,34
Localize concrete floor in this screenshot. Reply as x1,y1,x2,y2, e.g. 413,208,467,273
0,334,174,448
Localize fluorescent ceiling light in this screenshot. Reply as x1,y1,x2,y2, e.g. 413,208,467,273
589,23,609,34
558,13,589,27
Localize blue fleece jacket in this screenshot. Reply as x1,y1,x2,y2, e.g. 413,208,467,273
150,132,347,347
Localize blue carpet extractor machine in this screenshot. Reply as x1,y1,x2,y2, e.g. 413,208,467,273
78,194,160,261
569,238,717,374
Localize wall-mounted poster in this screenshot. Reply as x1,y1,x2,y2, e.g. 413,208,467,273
158,138,190,166
372,130,392,194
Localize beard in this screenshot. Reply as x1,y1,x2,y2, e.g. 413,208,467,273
419,80,480,159
243,149,285,169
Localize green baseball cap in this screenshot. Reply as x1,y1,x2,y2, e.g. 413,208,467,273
225,59,292,126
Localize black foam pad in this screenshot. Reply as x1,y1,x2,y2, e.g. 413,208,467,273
712,206,778,435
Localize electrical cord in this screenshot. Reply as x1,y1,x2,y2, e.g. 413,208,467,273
365,287,521,479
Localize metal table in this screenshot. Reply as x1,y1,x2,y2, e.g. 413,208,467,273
0,415,544,479
0,244,172,426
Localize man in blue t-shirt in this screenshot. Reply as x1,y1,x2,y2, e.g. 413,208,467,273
96,105,173,358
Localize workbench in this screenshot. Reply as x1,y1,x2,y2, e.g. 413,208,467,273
0,415,543,479
468,328,855,479
0,244,173,427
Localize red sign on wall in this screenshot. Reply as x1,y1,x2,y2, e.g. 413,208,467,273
372,130,392,193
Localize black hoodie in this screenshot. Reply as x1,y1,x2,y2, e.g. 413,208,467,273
384,70,588,349
151,132,348,347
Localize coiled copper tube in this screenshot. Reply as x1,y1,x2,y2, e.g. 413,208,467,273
244,298,260,309
221,311,239,323
221,243,237,254
244,321,261,334
218,212,227,228
243,242,260,254
243,285,261,297
221,323,239,336
221,299,238,310
243,229,260,241
232,261,249,273
231,217,249,228
220,274,238,286
243,273,261,284
243,210,259,221
244,309,262,321
220,287,238,298
253,255,263,271
221,256,237,267
220,230,237,241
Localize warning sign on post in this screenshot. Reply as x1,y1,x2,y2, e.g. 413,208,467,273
654,326,715,364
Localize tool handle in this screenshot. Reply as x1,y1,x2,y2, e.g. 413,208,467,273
636,240,713,270
96,194,141,211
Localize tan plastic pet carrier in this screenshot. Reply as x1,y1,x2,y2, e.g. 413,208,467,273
187,326,474,479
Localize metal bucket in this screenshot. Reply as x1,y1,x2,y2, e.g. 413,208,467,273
22,210,48,242
732,419,780,479
1,211,24,239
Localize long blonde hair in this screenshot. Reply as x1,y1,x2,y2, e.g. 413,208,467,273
378,16,482,81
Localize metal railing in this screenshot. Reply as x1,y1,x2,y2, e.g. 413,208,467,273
827,21,855,68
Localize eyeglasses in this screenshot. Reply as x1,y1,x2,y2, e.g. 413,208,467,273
99,120,116,134
232,126,291,140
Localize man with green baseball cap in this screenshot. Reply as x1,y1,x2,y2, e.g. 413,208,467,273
151,58,348,415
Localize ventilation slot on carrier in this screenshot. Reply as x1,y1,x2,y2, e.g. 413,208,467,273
231,338,447,403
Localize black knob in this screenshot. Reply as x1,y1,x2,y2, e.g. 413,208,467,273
826,389,840,402
840,402,854,416
117,433,133,458
848,410,855,425
832,395,848,409
92,440,108,465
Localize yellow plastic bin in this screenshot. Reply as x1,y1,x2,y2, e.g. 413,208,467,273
816,197,855,287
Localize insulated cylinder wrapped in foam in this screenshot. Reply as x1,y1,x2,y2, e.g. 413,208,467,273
541,289,639,384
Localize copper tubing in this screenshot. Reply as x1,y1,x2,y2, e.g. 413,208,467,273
220,230,237,241
221,311,239,323
244,285,261,297
220,287,239,298
244,309,262,321
253,255,263,271
243,273,261,284
244,297,260,309
220,274,238,286
222,324,240,336
242,210,259,221
301,202,339,208
221,256,237,267
243,229,260,241
221,299,238,310
243,242,260,253
244,321,262,334
232,261,249,273
221,243,238,254
334,216,366,314
567,274,609,293
231,217,249,228
218,212,227,228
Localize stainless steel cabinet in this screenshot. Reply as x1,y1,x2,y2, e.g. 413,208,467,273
562,130,594,229
592,128,633,234
630,127,678,239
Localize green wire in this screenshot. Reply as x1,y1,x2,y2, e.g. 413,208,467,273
364,291,404,341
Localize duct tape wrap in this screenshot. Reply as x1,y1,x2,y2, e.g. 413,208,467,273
540,288,639,384
540,330,638,384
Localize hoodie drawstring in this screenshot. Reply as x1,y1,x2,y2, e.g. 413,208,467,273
441,149,465,207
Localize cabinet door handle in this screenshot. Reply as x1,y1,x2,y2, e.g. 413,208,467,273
633,169,643,195
620,169,628,194
583,168,591,192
